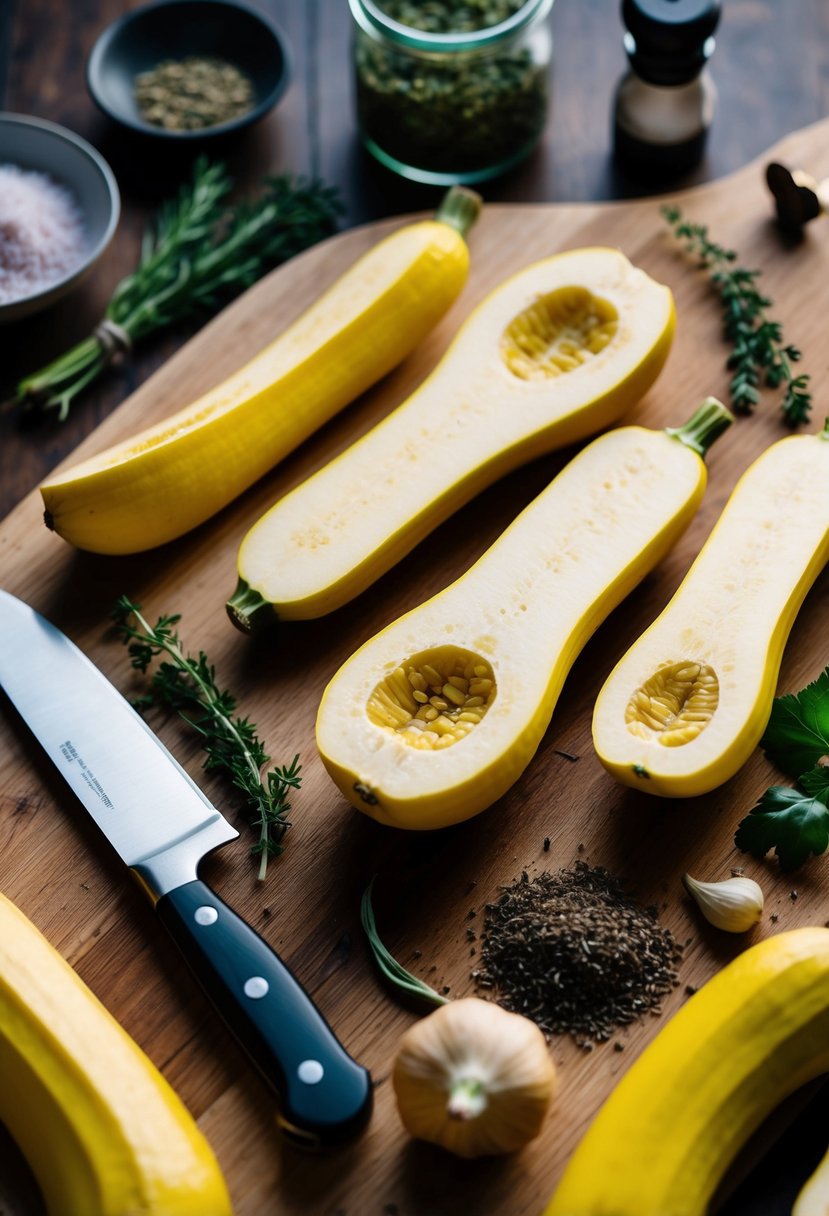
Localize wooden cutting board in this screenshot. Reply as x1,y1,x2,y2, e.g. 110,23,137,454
2,118,829,1216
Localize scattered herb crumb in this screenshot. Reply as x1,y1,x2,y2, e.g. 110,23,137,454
543,836,551,852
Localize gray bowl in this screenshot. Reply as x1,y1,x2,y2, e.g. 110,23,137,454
86,0,290,143
0,113,120,324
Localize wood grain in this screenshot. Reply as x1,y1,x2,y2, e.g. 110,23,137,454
2,120,829,1216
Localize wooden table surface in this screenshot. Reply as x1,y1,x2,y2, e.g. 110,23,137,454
1,2,829,1213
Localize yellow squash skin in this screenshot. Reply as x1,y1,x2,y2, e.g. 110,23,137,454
546,927,829,1216
316,406,727,830
230,246,675,625
0,891,232,1216
592,426,829,798
40,209,474,555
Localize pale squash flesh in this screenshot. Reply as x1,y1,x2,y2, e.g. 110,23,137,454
40,191,479,555
316,403,730,830
229,247,675,627
0,891,232,1216
794,1139,829,1215
546,928,829,1216
592,425,829,798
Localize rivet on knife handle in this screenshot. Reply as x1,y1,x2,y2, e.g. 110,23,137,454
155,879,373,1147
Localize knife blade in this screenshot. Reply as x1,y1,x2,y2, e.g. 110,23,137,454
0,589,372,1148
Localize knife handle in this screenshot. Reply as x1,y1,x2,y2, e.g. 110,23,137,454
156,879,372,1148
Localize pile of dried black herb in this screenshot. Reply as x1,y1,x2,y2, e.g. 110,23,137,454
475,862,682,1048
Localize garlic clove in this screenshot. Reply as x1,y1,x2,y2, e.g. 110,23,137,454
392,997,557,1158
683,873,764,933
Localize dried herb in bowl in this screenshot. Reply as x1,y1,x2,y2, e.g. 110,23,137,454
135,56,256,131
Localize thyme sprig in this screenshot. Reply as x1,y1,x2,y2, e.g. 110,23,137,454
662,205,812,426
112,597,301,880
17,158,342,420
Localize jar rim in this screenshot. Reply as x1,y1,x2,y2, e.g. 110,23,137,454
349,0,554,52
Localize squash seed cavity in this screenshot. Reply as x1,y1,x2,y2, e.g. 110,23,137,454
501,287,619,380
367,647,496,750
625,661,719,747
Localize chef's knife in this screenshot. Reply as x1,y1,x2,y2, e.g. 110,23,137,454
0,589,372,1147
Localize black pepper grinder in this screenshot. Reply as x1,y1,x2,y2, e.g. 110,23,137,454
613,0,721,179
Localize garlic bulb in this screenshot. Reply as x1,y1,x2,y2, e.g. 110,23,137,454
392,997,556,1158
683,873,764,933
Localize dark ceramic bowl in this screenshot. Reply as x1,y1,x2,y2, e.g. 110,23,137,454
86,0,290,142
0,113,120,323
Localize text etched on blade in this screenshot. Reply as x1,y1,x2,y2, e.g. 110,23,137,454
59,741,114,809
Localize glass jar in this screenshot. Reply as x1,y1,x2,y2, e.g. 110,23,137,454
349,0,554,185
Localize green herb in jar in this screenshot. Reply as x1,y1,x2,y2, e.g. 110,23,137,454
353,0,550,181
380,0,525,32
134,56,255,131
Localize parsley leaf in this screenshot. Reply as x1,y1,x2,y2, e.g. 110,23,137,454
801,764,829,803
735,784,829,870
761,667,829,779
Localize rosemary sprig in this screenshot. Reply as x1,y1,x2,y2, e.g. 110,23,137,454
18,158,342,420
661,205,812,426
361,879,448,1007
112,596,301,880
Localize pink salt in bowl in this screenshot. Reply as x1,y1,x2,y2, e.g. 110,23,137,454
0,113,120,323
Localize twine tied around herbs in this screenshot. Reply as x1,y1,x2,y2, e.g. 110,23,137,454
93,319,133,366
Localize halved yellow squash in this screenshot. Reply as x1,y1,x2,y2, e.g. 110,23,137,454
315,400,731,830
228,246,675,628
546,927,829,1216
592,422,829,798
40,188,480,555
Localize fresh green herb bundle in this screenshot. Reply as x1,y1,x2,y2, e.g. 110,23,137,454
112,597,301,880
735,667,829,870
17,159,341,420
662,205,812,426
